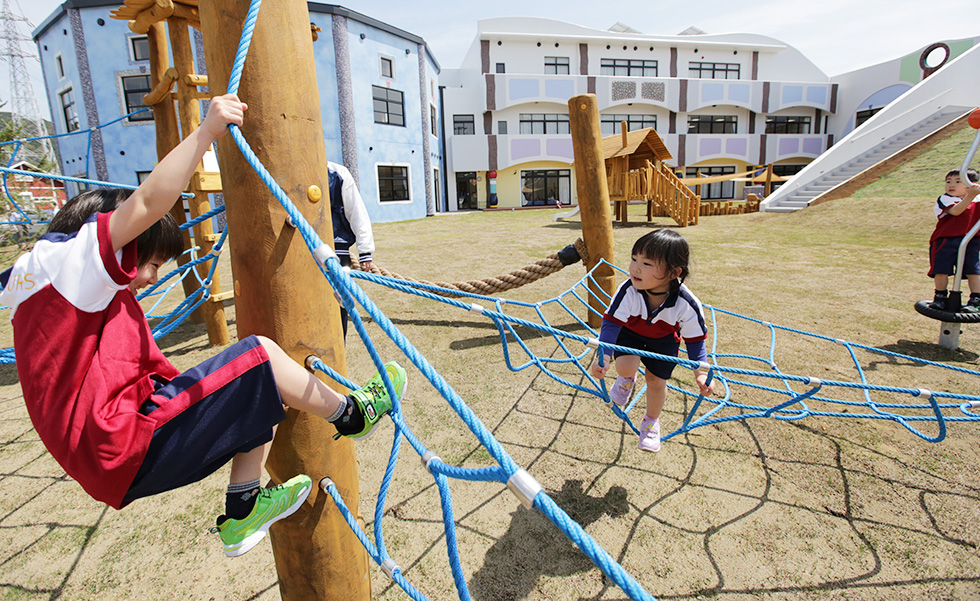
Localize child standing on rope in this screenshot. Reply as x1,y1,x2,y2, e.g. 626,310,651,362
928,168,980,312
590,229,715,452
0,93,406,558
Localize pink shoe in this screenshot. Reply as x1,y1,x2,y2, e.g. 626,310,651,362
638,416,661,452
609,375,636,407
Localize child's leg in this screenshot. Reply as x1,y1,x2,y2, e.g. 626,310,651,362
644,373,668,420
256,336,346,419
967,274,980,295
614,354,641,380
934,274,949,291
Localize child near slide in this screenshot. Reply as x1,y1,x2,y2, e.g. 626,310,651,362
0,93,406,557
590,229,716,452
928,168,980,312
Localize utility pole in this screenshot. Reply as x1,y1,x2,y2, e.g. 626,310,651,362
0,0,55,166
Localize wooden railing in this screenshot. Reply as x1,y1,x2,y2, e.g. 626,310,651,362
608,159,700,227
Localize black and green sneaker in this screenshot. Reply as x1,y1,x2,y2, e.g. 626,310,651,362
336,361,407,440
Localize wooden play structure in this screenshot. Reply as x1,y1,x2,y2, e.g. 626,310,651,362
602,124,700,227
111,1,369,600
111,0,229,347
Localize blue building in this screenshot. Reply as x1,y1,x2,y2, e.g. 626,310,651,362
32,1,444,223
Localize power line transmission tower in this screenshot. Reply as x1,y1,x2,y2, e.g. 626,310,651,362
0,0,55,168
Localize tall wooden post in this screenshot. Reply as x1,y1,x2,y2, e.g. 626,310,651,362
198,2,371,600
169,18,229,345
568,94,615,327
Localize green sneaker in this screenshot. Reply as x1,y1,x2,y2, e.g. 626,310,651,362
336,361,407,441
210,474,312,558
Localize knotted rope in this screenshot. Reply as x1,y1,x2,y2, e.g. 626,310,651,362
353,238,589,297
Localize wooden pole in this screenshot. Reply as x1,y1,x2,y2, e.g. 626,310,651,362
764,162,774,197
568,94,615,328
169,18,229,346
146,23,196,315
198,2,370,600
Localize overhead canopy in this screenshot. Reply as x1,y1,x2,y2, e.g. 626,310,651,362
600,127,673,169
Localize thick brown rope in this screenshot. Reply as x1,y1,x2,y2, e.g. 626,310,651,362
351,238,588,297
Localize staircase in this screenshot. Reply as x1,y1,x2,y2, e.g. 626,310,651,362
764,108,967,212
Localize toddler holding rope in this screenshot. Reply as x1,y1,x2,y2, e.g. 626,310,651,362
590,229,715,452
928,168,980,312
0,94,406,558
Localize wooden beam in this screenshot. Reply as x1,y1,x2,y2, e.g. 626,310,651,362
127,0,174,34
143,67,178,106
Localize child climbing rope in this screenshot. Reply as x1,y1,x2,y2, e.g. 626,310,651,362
590,229,715,451
928,168,980,312
0,93,406,558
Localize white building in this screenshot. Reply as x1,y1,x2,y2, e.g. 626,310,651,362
442,17,979,212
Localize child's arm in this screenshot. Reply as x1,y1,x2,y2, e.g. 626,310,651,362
109,94,246,252
685,339,716,396
944,184,980,217
590,318,622,377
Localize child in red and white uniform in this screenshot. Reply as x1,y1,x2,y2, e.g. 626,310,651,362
928,168,980,312
0,94,406,557
590,229,716,452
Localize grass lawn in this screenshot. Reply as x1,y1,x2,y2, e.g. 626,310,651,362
1,123,979,600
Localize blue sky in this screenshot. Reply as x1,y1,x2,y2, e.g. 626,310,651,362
6,0,980,121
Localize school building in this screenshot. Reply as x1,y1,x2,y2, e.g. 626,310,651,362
32,1,443,223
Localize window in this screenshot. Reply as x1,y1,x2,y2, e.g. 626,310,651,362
521,169,571,206
373,85,404,126
495,62,505,74
601,113,657,135
430,104,437,136
600,58,658,77
765,116,811,134
136,171,151,184
377,165,410,202
688,115,737,134
689,61,740,79
130,36,150,61
519,113,570,134
685,165,736,199
856,108,881,127
380,57,393,78
544,57,569,75
55,54,64,79
498,120,508,135
433,168,441,209
121,75,153,121
453,114,475,135
60,88,79,132
771,164,805,190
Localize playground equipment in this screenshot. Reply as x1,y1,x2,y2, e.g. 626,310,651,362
913,108,980,348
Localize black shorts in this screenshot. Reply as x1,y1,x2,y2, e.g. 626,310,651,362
122,336,286,505
613,328,681,380
929,236,980,277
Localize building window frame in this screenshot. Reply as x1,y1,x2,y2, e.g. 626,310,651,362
498,120,508,135
59,86,79,132
373,85,405,126
430,104,438,137
380,56,394,78
600,58,658,77
601,113,657,135
520,169,572,207
856,107,881,127
765,116,811,134
685,165,736,199
495,62,506,74
544,56,570,75
687,115,737,134
129,35,150,62
118,73,154,123
519,113,570,135
54,53,65,79
453,114,475,135
377,163,411,203
688,61,740,79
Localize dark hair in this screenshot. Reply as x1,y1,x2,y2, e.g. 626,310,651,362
48,188,184,266
946,168,980,183
631,229,691,288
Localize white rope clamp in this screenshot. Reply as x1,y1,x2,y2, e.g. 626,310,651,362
806,377,822,387
585,337,600,349
506,469,543,509
421,450,441,473
915,388,932,398
313,243,338,267
469,303,485,315
698,361,712,372
304,354,320,372
319,477,333,493
380,558,400,579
